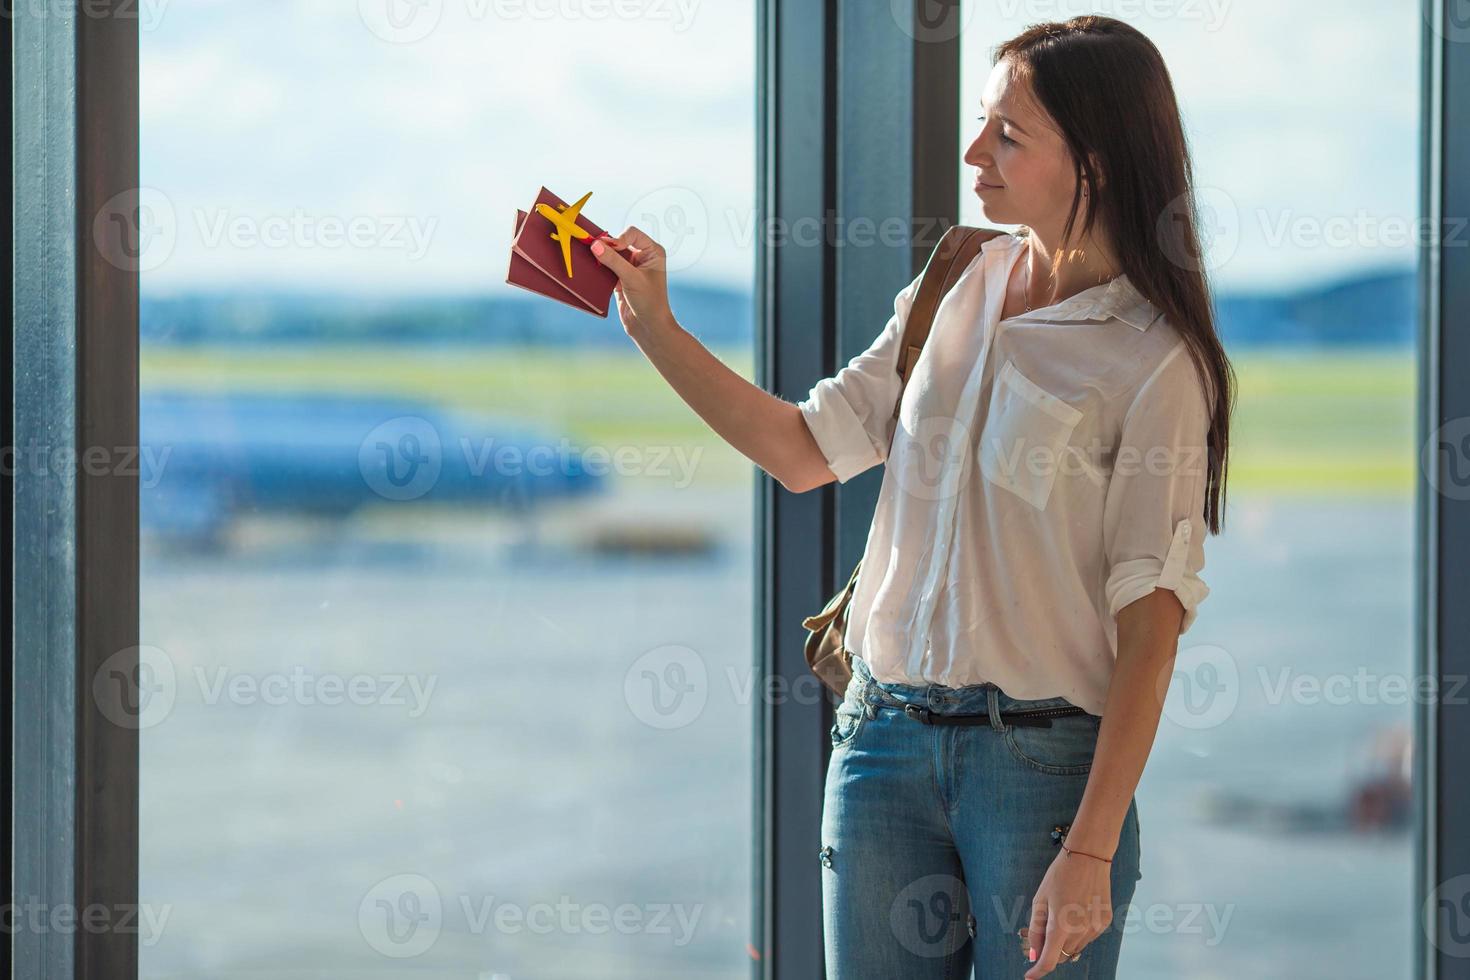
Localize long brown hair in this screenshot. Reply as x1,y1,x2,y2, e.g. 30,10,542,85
995,16,1235,534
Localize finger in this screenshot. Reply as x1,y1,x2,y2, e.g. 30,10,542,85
590,237,636,276
1025,899,1048,966
590,233,656,270
628,245,667,273
1031,921,1083,979
614,225,665,256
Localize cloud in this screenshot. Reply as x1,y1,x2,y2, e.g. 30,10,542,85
143,0,757,293
143,0,1416,295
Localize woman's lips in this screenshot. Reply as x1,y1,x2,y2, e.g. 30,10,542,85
975,179,1003,191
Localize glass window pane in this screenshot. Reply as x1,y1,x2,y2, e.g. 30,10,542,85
140,4,757,976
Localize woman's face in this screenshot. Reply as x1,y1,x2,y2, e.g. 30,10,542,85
963,59,1083,233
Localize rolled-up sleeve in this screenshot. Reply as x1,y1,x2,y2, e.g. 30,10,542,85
796,269,925,483
1102,339,1212,633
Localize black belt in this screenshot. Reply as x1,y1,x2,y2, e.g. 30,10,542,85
894,702,1088,728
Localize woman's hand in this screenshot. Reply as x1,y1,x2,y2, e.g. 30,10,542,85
1022,848,1114,978
590,225,674,337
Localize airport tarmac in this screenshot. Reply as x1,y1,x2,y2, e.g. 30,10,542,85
137,489,1415,978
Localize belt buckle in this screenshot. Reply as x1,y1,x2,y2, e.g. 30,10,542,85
903,704,933,725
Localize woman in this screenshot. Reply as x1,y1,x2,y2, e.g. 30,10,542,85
590,15,1234,979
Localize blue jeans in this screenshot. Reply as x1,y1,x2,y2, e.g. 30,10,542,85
821,655,1142,979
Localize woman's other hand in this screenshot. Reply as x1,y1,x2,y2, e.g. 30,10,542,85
590,225,674,337
1022,847,1114,978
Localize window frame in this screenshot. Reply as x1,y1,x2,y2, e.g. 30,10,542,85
10,2,141,977
1419,2,1469,978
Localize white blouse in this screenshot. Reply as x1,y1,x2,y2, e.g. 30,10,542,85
797,231,1211,716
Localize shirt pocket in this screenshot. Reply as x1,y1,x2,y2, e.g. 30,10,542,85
978,358,1085,510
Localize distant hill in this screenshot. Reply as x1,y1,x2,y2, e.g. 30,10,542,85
1214,266,1415,348
141,266,1415,349
140,283,755,348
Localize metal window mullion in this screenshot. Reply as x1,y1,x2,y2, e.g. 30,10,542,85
12,4,139,979
757,2,961,978
758,0,837,975
1425,1,1470,978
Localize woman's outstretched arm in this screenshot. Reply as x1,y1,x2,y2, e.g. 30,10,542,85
591,225,837,494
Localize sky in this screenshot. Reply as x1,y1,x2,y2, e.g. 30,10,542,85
958,0,1424,291
137,0,1421,296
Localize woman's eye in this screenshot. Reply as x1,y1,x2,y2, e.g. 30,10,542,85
978,115,1018,146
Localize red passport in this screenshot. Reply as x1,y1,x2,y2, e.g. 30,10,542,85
506,186,634,317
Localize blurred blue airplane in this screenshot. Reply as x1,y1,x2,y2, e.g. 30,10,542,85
140,390,606,546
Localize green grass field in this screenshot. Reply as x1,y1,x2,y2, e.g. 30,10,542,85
141,345,1418,498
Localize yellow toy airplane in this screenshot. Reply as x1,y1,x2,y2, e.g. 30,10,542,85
534,190,598,279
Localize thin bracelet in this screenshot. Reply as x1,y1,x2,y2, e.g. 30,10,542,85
1062,843,1113,864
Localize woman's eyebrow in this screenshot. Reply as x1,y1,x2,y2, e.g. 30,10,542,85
978,99,1031,137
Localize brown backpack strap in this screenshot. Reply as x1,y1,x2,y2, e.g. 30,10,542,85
892,225,1008,421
